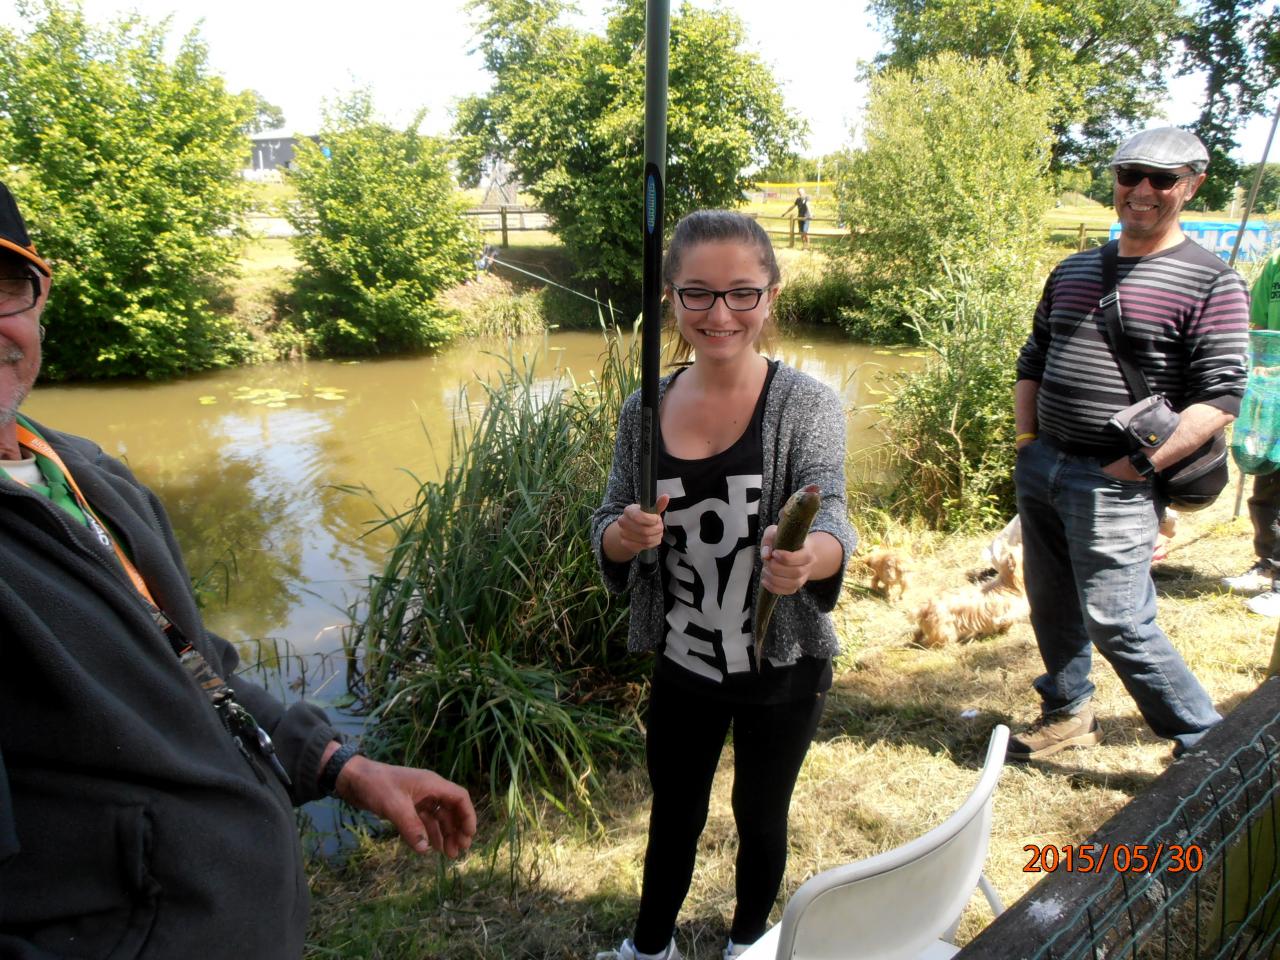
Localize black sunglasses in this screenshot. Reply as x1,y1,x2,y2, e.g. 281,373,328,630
1114,167,1192,190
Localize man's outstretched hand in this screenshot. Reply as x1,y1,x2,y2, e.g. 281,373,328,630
335,755,477,858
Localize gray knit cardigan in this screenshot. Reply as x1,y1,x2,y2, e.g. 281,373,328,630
590,362,857,661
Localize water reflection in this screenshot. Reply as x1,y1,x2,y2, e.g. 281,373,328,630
24,329,919,658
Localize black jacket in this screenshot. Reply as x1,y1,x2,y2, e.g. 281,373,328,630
0,420,339,959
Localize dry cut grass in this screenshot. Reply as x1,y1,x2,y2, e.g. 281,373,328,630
307,467,1277,960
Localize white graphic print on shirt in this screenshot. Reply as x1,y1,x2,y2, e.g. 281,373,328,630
659,473,762,681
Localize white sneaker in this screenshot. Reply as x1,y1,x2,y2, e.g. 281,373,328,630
596,939,682,960
1223,561,1274,594
1247,587,1280,617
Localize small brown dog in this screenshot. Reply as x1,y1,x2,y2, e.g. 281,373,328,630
865,547,915,601
913,542,1028,648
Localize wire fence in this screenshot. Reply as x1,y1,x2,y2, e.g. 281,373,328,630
958,677,1280,960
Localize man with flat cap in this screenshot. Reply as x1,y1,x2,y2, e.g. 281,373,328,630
1009,127,1250,761
0,181,476,957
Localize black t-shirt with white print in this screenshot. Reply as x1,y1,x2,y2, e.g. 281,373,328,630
655,360,831,704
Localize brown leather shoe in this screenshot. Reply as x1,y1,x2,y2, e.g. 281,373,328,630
1008,709,1103,761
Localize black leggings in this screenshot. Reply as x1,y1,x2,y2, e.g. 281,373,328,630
632,671,826,953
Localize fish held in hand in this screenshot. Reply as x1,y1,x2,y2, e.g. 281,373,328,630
753,484,821,667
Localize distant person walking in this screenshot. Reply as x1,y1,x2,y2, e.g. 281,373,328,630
780,187,812,249
1222,247,1280,615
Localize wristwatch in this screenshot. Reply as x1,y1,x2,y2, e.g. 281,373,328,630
319,740,363,797
1128,449,1157,479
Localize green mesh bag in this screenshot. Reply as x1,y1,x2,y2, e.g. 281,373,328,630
1232,330,1280,476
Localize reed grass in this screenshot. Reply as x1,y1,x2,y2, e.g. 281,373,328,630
772,255,864,332
442,273,548,339
871,263,1035,531
343,324,650,854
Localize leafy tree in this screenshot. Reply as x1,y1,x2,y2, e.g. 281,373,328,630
286,92,479,356
1054,165,1096,198
456,0,803,291
1179,0,1280,210
754,151,849,184
870,0,1184,168
836,53,1054,338
0,0,259,380
245,91,286,134
1240,163,1280,214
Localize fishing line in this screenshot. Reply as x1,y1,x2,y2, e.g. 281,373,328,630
486,253,625,320
1001,0,1033,59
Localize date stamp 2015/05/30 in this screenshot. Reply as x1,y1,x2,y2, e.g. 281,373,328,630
1023,843,1204,874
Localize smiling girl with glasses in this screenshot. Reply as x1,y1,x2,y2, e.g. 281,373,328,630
591,210,856,960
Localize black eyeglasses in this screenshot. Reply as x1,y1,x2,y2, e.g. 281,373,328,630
0,274,38,318
671,285,769,312
1114,166,1192,190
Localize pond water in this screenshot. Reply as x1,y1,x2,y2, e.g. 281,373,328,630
23,327,921,691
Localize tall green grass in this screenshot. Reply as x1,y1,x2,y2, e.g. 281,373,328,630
871,263,1034,531
343,326,649,857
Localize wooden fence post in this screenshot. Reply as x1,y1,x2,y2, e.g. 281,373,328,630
789,218,796,248
500,207,510,248
1077,222,1087,251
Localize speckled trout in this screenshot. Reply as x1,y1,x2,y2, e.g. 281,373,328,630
753,484,821,666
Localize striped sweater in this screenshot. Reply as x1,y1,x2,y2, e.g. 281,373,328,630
1017,238,1250,455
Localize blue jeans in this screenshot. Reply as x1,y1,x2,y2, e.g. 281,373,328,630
1014,440,1221,753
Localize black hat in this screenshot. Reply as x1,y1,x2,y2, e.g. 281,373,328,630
0,182,51,277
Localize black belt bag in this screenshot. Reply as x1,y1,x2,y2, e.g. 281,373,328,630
1105,393,1180,450
1098,242,1229,511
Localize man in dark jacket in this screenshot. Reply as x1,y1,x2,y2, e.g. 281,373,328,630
0,181,476,959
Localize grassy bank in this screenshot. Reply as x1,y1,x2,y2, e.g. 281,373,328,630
307,465,1275,959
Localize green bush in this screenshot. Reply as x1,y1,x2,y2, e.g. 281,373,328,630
773,258,864,330
875,264,1036,531
837,53,1053,341
0,0,259,380
345,330,648,850
286,92,479,356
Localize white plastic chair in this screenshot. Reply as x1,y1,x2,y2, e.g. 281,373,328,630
739,724,1009,960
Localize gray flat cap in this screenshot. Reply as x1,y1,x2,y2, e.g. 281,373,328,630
1110,127,1210,173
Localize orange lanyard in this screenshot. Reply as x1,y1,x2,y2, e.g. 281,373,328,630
12,423,293,788
16,423,164,616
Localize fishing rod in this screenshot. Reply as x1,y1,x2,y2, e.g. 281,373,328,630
638,0,670,579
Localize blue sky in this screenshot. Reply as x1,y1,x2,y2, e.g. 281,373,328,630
2,0,1276,164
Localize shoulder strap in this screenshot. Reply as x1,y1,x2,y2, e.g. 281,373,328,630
1098,240,1152,401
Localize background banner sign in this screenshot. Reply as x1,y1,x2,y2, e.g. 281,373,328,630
1109,220,1276,262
